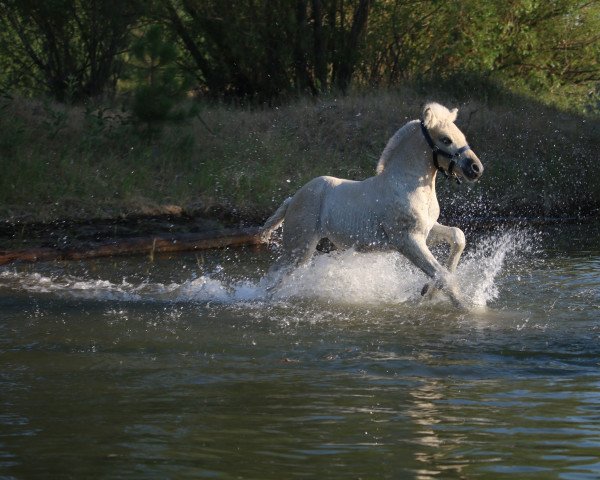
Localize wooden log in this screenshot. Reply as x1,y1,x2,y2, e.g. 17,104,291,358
0,227,263,266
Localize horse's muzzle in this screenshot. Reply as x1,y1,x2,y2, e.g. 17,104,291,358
462,152,484,181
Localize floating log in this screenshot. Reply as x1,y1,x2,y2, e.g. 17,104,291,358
0,227,263,266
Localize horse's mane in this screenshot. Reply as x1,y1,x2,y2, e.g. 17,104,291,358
376,120,418,175
376,103,457,175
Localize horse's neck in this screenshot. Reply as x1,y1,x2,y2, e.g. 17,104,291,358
379,122,437,191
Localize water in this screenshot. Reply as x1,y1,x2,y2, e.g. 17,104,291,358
1,224,599,479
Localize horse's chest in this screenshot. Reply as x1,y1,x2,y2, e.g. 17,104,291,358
397,187,439,234
405,187,438,218
428,196,440,221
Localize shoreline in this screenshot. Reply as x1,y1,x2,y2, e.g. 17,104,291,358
2,90,599,244
0,210,596,258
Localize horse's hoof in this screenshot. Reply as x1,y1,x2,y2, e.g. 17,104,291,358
451,297,470,311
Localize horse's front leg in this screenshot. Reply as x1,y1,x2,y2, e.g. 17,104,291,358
423,223,466,299
428,222,466,272
393,232,466,309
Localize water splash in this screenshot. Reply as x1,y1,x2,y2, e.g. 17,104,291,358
0,230,532,308
272,250,424,304
0,270,268,303
458,230,533,307
0,271,141,301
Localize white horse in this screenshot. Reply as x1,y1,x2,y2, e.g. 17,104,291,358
260,103,484,308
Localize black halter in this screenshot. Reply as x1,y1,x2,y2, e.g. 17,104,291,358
420,121,470,185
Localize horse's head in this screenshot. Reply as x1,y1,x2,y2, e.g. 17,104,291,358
422,103,483,182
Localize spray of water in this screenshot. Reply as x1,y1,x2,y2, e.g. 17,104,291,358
0,230,532,308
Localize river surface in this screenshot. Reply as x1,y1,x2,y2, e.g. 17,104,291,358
1,223,599,479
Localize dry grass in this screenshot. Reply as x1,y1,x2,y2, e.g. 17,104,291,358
0,87,598,224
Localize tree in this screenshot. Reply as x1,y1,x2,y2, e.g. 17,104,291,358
161,0,375,100
0,0,142,101
129,24,192,138
332,0,373,93
357,0,600,103
0,0,597,108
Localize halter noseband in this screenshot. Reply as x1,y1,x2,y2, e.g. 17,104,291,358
420,121,470,185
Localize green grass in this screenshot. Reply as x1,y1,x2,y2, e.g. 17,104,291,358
0,87,599,224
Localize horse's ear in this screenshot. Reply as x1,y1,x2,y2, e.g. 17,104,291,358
422,106,437,129
449,108,458,123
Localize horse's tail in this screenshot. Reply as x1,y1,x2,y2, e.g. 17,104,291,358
260,197,291,242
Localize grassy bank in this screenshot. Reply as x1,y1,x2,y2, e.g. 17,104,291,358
1,87,599,226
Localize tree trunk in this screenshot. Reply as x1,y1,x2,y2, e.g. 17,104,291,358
335,0,372,93
293,0,314,95
163,0,218,92
0,227,263,266
312,0,327,91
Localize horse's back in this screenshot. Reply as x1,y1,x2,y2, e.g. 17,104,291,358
289,175,354,209
294,175,365,216
305,175,351,190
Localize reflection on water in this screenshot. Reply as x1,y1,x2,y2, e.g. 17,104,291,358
0,225,599,479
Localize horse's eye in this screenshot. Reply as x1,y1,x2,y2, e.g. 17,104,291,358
440,137,452,146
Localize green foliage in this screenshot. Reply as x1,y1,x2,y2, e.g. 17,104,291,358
41,100,69,139
129,25,193,138
0,0,143,101
360,0,600,111
0,0,597,110
1,90,599,223
0,1,597,226
161,0,375,101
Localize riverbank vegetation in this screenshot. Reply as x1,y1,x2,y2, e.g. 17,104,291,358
0,0,599,225
1,87,598,224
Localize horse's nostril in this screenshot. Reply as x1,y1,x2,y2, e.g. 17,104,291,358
471,163,480,173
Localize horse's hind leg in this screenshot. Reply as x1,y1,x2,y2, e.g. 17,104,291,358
280,195,322,269
265,180,324,293
265,232,321,293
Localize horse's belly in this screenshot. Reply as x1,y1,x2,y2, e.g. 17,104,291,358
320,179,395,249
327,233,389,251
324,214,388,250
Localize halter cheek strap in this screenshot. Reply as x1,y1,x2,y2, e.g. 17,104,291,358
420,121,470,185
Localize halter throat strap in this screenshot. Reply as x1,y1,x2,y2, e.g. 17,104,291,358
420,120,470,184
